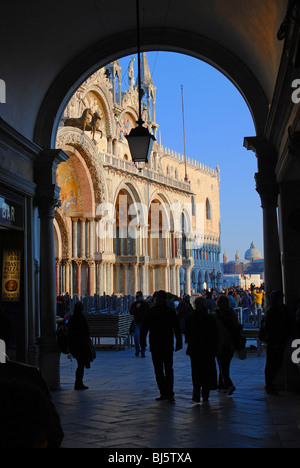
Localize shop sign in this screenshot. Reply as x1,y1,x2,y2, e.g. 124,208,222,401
0,196,23,230
2,249,21,302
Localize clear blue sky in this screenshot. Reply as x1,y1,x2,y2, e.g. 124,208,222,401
119,51,263,262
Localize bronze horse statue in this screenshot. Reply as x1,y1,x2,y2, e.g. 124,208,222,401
64,108,102,140
64,108,93,132
86,112,102,140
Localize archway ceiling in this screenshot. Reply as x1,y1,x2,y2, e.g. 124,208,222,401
1,0,287,140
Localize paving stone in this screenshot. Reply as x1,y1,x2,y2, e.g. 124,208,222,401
52,347,300,448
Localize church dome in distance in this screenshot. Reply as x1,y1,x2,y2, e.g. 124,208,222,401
245,242,262,261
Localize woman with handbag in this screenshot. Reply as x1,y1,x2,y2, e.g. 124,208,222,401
68,301,94,390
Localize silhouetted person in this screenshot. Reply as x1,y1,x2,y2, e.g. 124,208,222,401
141,290,182,403
130,291,149,357
0,307,64,447
68,301,92,390
214,295,240,396
259,291,292,394
0,380,53,448
185,297,219,402
177,294,193,332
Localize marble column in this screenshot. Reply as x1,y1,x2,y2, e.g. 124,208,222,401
55,259,61,297
256,174,282,299
244,136,282,304
35,149,69,390
72,218,78,258
88,218,95,258
80,218,86,258
64,260,71,295
74,260,83,296
87,260,95,296
123,264,128,295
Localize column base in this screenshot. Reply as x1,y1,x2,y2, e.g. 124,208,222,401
37,341,61,391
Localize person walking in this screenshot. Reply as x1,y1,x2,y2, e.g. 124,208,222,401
140,290,183,404
177,294,193,332
185,297,219,403
214,295,240,396
68,301,93,390
253,288,264,310
259,290,292,394
130,291,149,357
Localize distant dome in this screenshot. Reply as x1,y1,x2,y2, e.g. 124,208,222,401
245,242,262,261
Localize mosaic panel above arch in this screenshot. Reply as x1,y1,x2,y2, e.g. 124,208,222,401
56,161,84,216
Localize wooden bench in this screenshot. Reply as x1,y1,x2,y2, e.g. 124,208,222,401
243,328,263,357
86,313,134,351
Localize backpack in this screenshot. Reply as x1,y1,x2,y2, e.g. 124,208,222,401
56,322,70,354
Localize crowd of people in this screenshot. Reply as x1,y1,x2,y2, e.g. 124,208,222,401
130,289,245,404
0,283,296,447
129,287,295,401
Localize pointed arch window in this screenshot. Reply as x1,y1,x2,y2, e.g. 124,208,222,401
206,198,211,220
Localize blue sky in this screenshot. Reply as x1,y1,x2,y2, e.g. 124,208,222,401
119,52,263,262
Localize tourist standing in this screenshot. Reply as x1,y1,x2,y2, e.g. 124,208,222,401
214,295,240,395
253,288,264,310
68,301,92,390
140,290,182,403
185,297,219,402
259,291,292,394
177,294,194,332
206,291,217,314
130,291,149,357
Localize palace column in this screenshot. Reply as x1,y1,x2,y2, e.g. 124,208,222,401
123,264,128,295
278,130,300,310
133,263,139,294
114,263,120,293
244,136,282,303
35,149,69,390
176,266,181,297
141,264,148,295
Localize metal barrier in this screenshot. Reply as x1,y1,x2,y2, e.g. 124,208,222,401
234,307,264,357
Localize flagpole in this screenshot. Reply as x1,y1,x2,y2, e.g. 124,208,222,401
181,85,188,182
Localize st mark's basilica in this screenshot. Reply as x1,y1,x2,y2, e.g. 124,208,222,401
54,54,221,299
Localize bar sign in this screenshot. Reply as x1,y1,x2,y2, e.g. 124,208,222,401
2,249,21,302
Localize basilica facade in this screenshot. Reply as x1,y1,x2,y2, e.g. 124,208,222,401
54,55,221,298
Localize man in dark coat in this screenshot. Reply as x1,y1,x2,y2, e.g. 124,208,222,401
0,307,64,448
130,291,149,357
140,290,183,403
68,301,92,390
185,297,219,402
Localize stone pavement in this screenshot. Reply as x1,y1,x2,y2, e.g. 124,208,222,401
52,345,300,449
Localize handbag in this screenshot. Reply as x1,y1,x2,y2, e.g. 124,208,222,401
235,347,247,360
88,338,96,362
